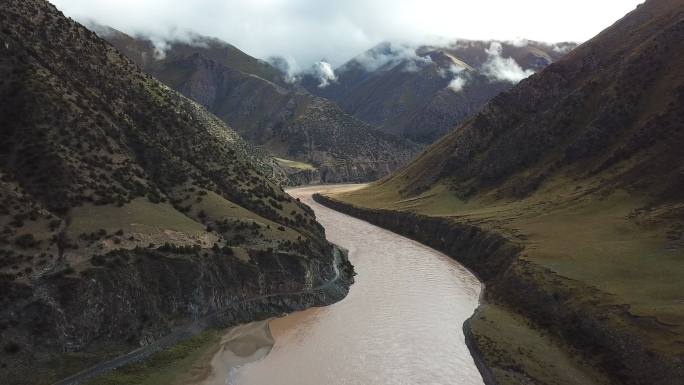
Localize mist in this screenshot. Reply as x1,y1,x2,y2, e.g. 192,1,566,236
49,0,643,70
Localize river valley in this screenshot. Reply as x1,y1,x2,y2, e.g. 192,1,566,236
198,185,484,385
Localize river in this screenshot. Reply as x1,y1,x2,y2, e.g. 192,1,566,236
199,185,484,385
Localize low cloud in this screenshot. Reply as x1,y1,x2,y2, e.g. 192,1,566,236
83,18,209,60
506,37,530,47
350,42,432,73
441,64,469,93
311,61,338,88
482,42,534,83
51,0,640,69
448,76,467,92
551,42,575,54
268,55,300,83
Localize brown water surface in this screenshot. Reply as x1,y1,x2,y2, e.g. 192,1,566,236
205,185,484,385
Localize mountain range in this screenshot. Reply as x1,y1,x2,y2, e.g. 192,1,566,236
92,24,420,184
91,23,574,182
303,40,574,143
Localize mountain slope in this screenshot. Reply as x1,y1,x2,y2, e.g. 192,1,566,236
304,40,573,143
324,0,684,383
0,1,353,384
97,27,419,184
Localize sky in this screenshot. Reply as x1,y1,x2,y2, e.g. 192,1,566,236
49,0,644,70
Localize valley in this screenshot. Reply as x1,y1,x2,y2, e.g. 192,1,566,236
1,0,682,384
316,0,684,383
78,185,485,385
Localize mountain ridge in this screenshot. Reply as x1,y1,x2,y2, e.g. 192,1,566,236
302,39,574,143
94,25,420,184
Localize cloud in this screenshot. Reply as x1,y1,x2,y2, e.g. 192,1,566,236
349,42,433,73
551,42,575,54
50,0,641,69
448,76,467,92
82,18,210,60
268,55,300,83
507,37,530,47
440,64,469,93
482,42,534,83
311,61,337,88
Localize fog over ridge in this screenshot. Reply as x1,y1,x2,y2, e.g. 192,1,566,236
50,0,642,71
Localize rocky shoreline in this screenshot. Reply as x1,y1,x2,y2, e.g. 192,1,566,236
2,246,354,385
313,193,684,385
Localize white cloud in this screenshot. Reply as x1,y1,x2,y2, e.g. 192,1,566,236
50,0,643,69
268,55,300,83
311,61,337,88
551,43,575,54
448,77,467,92
442,64,468,92
482,42,534,83
350,42,432,72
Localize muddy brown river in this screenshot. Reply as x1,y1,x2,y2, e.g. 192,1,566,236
201,185,484,385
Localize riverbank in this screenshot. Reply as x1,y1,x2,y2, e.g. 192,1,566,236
313,189,684,385
218,185,483,385
43,245,354,385
192,320,275,385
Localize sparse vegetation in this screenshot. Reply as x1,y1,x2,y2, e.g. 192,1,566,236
0,1,344,384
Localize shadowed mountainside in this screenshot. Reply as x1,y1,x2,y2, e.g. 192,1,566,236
0,1,354,384
326,0,684,383
95,25,420,184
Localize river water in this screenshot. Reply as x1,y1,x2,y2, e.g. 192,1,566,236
210,185,484,385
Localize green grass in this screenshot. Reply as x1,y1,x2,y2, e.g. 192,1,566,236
468,304,610,385
330,176,684,352
274,157,316,171
68,198,206,236
83,330,223,385
185,189,302,242
5,343,131,385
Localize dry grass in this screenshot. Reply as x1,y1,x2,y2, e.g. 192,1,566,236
468,304,610,385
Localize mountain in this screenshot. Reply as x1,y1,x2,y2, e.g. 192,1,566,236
303,40,574,143
319,0,684,383
0,1,354,384
94,25,420,184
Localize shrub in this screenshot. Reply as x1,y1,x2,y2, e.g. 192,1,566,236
14,234,39,249
3,342,20,354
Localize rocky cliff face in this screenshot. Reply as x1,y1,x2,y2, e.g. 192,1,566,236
0,1,353,384
303,40,574,143
96,26,420,184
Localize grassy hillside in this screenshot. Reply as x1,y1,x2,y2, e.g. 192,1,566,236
0,1,353,384
326,0,684,383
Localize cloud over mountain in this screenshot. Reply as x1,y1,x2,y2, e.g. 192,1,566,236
50,0,642,69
